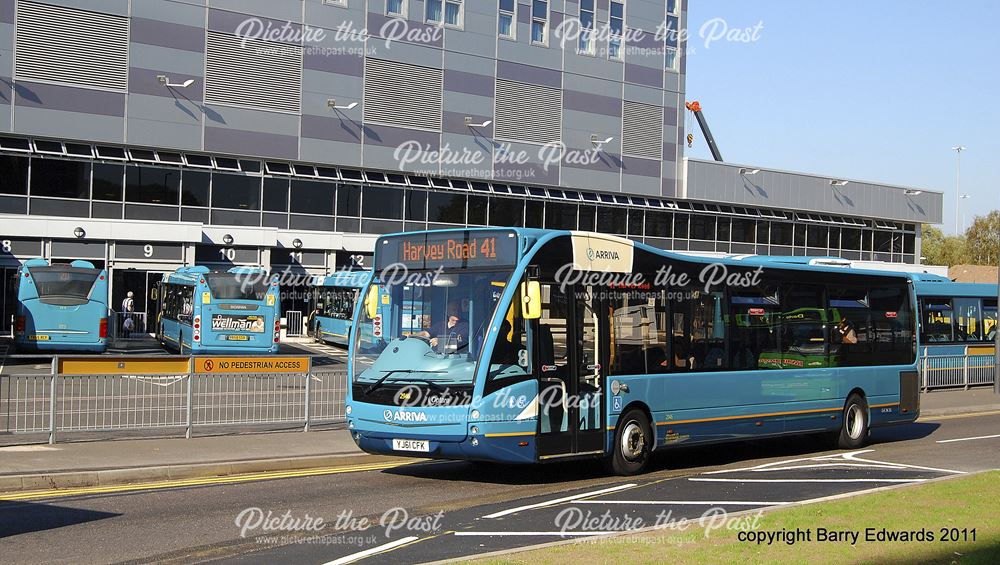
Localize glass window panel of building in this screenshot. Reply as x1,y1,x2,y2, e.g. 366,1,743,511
532,0,548,44
498,0,515,39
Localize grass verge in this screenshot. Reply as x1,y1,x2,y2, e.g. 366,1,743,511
473,471,1000,565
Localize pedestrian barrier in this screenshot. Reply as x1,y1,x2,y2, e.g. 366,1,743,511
285,310,304,337
110,310,149,341
0,366,348,444
920,354,996,391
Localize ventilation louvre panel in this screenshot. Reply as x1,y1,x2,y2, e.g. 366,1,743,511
15,1,129,91
364,59,443,130
205,32,303,113
495,80,562,144
622,101,663,159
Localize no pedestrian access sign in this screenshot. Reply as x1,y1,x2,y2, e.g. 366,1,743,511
193,356,311,374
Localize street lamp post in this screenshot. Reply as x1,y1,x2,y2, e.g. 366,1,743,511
952,145,966,235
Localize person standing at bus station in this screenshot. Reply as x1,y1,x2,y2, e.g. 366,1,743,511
121,291,135,338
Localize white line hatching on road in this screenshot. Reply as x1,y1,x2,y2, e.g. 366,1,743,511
936,433,1000,444
703,449,964,476
454,531,617,537
321,536,419,565
483,484,638,519
690,478,926,483
840,451,966,474
570,500,791,506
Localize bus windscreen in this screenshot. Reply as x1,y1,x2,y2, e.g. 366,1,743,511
29,267,100,305
204,273,268,301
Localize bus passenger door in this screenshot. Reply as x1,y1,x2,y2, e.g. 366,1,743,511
536,284,606,458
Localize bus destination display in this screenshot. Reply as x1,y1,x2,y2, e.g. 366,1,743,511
378,231,518,270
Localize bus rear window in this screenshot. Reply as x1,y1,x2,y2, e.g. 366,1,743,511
30,268,100,305
204,273,268,301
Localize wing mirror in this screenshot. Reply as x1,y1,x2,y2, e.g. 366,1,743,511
521,281,541,320
364,286,379,319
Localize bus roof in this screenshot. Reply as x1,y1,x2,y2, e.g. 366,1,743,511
165,265,269,285
914,280,998,299
311,270,372,288
374,228,915,282
21,258,98,270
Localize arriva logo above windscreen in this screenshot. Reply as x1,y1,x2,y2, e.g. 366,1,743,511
587,248,620,261
573,233,634,273
383,409,428,422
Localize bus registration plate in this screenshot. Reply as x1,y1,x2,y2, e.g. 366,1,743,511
28,335,50,341
224,335,250,341
392,439,429,452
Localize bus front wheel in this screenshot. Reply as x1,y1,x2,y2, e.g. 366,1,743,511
837,394,870,449
609,408,652,476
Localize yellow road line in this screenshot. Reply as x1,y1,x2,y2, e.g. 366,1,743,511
0,460,413,502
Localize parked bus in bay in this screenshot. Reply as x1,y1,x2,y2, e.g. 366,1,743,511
155,266,280,354
12,258,109,353
346,229,919,475
309,270,372,347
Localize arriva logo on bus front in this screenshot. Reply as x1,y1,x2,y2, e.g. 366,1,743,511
383,409,429,423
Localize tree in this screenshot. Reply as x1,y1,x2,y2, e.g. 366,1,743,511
964,211,1000,266
921,225,968,266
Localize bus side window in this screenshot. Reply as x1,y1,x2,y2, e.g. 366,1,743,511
610,291,665,375
729,287,780,371
869,286,914,365
984,299,998,342
828,287,870,367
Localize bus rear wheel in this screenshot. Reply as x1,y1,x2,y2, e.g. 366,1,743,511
609,408,652,476
837,394,870,449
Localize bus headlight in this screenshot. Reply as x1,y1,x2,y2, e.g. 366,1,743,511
471,426,479,435
471,437,479,447
348,421,355,429
471,409,480,420
345,405,352,416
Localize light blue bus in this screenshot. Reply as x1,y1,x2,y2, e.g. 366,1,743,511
310,271,372,347
12,258,109,353
155,266,280,354
346,229,920,475
911,274,997,385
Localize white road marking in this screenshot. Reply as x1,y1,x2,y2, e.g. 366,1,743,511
570,500,791,506
702,450,876,475
482,484,638,519
840,451,966,474
454,531,617,537
742,462,908,472
690,478,926,483
321,536,419,565
936,433,1000,444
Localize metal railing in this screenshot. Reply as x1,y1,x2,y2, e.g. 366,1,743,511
920,354,996,391
109,311,149,340
285,310,304,337
0,370,348,444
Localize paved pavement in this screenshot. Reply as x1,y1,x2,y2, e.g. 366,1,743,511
1,412,997,565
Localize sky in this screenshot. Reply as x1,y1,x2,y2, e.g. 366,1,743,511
683,0,999,235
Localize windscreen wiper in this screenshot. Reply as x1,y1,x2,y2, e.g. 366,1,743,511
362,370,444,395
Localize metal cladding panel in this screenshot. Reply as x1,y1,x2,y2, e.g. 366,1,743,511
15,1,129,91
622,101,663,159
205,32,303,113
685,159,944,224
363,58,443,130
495,79,562,144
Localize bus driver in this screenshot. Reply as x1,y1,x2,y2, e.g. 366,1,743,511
417,302,469,350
